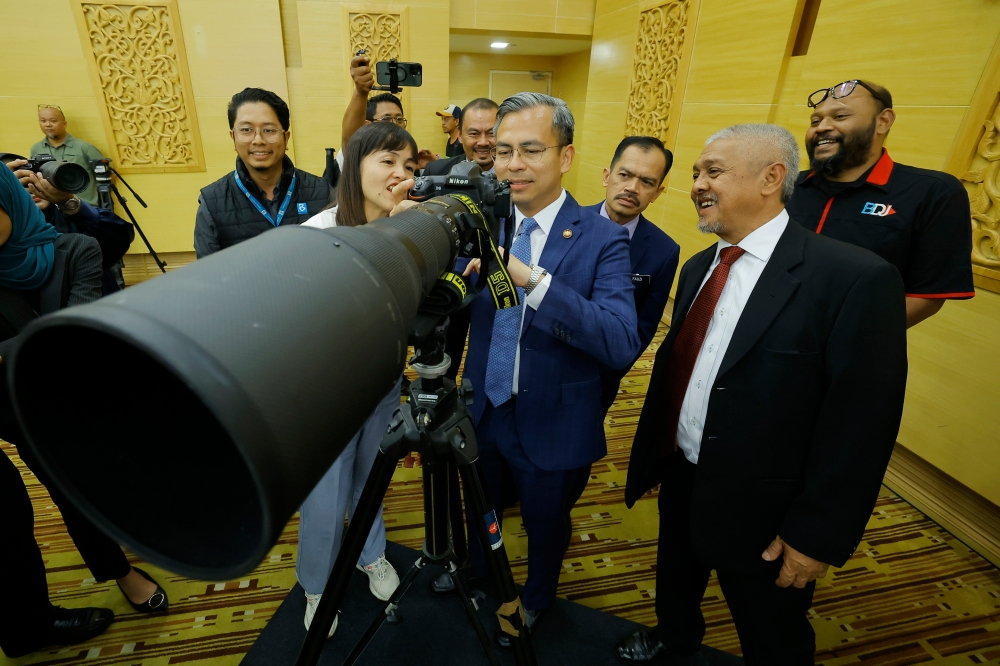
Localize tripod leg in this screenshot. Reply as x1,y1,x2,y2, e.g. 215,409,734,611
458,461,538,666
450,563,502,666
343,557,427,666
294,448,401,666
449,461,469,565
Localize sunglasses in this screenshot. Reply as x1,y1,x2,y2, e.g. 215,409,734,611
807,80,891,110
38,104,62,112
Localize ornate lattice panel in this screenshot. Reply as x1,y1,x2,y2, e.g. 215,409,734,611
72,0,205,173
959,98,1000,291
624,1,691,141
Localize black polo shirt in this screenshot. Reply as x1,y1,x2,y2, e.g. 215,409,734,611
787,149,974,299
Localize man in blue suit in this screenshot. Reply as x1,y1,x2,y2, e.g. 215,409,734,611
589,136,681,414
454,92,640,646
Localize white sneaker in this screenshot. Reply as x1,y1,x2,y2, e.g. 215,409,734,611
356,553,400,601
304,592,338,638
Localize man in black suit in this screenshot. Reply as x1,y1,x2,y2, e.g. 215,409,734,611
588,136,680,414
614,124,908,665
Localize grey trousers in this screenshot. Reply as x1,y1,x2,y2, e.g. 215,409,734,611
296,378,402,595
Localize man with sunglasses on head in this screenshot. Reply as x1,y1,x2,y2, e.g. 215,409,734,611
194,88,332,257
31,105,105,207
787,80,974,327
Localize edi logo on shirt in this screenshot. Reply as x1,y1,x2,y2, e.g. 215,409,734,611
862,202,896,217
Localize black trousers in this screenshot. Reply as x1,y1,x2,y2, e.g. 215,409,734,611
655,452,816,665
0,447,56,656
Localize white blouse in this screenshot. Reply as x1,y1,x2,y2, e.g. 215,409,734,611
302,205,338,229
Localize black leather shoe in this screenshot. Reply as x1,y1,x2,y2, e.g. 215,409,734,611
48,606,114,651
2,606,114,658
495,607,543,649
117,567,169,613
615,628,707,664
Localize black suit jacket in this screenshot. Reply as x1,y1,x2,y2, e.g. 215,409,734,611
625,218,907,572
585,204,680,410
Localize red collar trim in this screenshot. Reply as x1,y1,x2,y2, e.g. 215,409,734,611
866,149,894,186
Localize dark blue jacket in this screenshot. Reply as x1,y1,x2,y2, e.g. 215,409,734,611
586,203,680,410
464,193,640,471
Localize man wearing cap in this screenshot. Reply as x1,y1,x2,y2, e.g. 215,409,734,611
438,105,463,158
787,79,974,327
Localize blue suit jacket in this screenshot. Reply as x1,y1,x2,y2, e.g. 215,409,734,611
586,203,680,397
465,193,640,471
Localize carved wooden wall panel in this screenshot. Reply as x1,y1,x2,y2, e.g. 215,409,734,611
959,98,1000,291
343,7,408,116
72,0,205,173
624,1,691,141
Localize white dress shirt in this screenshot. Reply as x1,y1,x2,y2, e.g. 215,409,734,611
510,189,565,394
676,209,789,463
599,201,640,239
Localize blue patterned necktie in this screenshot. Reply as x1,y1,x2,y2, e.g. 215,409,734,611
484,217,538,406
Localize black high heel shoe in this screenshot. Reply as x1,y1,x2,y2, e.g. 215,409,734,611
117,567,169,613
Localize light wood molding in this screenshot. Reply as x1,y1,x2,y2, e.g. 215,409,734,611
341,5,410,120
945,32,1000,295
71,0,206,174
882,442,1000,568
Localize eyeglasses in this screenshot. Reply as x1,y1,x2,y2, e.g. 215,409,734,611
38,104,62,112
234,126,285,142
807,80,891,109
376,116,407,128
490,145,564,164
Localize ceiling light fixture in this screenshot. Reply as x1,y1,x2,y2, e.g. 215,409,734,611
491,42,509,49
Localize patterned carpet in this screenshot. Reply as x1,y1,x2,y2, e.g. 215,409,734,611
4,270,1000,664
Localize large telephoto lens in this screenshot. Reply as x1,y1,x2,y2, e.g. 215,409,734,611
8,195,472,580
39,160,91,194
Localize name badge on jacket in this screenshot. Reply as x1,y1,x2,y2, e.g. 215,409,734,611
631,274,651,287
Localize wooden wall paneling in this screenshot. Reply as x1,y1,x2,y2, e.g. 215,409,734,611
946,32,1000,294
71,0,206,174
883,442,1000,569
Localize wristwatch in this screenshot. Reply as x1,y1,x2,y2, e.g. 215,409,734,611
57,196,81,214
525,264,548,295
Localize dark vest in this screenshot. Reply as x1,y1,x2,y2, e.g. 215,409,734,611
200,159,331,251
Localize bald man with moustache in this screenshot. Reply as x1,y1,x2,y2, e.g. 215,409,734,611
616,124,908,665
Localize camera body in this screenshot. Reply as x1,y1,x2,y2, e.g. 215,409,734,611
411,161,512,247
89,157,115,210
0,152,91,194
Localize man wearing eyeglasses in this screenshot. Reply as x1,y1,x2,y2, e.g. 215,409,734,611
194,88,332,258
787,80,974,327
31,105,104,207
337,53,408,169
458,92,640,647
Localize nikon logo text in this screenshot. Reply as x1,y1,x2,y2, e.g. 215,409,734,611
861,202,896,216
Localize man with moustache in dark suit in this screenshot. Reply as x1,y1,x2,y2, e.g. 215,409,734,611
614,124,908,665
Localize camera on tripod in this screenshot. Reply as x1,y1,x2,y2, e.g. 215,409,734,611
89,157,115,211
0,152,91,194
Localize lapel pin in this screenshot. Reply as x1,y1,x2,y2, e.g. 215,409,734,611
562,229,573,239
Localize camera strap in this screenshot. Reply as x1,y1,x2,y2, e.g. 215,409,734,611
234,171,297,227
446,194,519,310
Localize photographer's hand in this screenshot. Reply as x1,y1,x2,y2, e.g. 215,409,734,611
5,159,33,188
389,179,417,216
26,174,73,207
351,55,374,96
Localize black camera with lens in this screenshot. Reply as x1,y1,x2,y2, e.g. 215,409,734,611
410,161,512,255
0,152,91,194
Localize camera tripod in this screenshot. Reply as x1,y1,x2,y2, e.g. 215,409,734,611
294,321,537,666
97,168,167,274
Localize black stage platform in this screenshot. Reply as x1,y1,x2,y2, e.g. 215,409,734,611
241,542,744,665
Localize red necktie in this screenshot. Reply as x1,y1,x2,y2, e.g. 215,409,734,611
660,246,746,455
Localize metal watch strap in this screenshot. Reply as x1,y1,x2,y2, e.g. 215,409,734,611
525,264,547,295
57,197,81,213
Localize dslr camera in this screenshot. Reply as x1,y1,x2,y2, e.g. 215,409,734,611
410,161,512,255
0,152,91,194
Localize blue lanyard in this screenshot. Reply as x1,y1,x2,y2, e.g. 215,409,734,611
234,171,297,227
